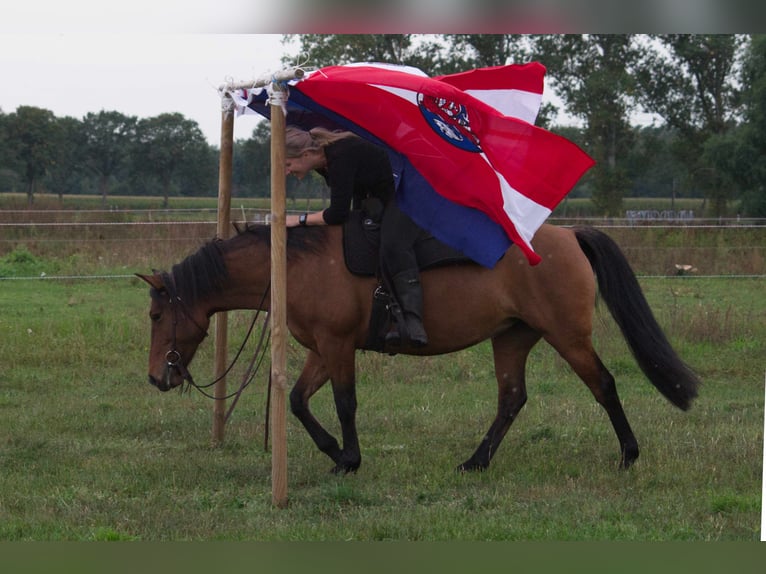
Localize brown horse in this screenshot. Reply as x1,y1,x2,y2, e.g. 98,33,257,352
137,223,699,474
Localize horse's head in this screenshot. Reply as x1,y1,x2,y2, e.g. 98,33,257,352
137,271,210,392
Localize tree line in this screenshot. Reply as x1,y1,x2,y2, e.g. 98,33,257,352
1,34,764,216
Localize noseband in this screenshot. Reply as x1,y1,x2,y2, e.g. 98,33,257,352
160,272,208,391
158,271,271,399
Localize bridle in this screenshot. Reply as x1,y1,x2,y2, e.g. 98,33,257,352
160,271,209,391
159,271,271,406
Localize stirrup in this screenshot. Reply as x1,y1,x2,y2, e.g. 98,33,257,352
384,319,427,348
385,325,405,347
405,318,428,347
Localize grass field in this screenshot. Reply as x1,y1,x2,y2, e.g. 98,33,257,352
0,276,762,541
0,203,763,541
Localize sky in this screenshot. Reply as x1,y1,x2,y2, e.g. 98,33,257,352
0,31,594,146
0,34,292,145
1,1,760,146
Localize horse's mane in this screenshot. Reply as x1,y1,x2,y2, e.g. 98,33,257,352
235,222,331,257
167,223,331,306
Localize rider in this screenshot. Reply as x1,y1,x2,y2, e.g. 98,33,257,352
283,125,428,347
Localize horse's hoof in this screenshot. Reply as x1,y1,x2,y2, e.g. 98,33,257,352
456,461,488,473
330,463,360,475
619,449,639,470
385,333,403,349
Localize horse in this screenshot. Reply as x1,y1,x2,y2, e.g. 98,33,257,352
137,222,700,475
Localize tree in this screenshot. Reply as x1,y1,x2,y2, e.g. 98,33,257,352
132,113,211,207
0,109,11,167
624,126,689,203
82,110,137,207
47,115,87,200
235,120,271,197
735,34,766,216
282,34,444,76
440,34,530,73
635,34,747,216
532,35,641,216
0,108,23,193
442,34,571,126
4,106,61,205
698,35,766,217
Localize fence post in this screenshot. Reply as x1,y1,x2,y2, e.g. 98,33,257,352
212,94,235,446
217,68,303,507
269,82,289,508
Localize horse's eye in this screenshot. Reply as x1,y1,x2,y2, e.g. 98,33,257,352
150,312,161,323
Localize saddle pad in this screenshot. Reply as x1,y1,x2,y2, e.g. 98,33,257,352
342,211,472,276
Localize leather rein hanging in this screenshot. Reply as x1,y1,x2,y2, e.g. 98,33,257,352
161,271,272,415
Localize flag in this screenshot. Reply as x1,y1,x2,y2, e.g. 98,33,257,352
235,62,594,267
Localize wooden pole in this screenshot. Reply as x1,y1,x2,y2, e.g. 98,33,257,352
218,68,303,507
269,84,289,508
212,95,235,446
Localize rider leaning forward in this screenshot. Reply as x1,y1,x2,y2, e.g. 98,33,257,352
284,125,428,347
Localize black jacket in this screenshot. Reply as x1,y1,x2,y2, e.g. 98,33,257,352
319,137,395,225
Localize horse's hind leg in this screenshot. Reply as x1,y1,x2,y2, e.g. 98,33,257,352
458,322,541,472
548,336,639,469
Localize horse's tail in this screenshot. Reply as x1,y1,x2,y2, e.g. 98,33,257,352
574,226,700,410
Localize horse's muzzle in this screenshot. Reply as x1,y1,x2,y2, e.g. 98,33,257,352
148,373,172,392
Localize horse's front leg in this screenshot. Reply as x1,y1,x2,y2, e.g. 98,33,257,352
328,376,360,474
325,338,361,474
289,350,343,466
289,347,360,474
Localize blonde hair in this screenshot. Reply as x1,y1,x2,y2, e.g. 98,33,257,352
284,126,357,158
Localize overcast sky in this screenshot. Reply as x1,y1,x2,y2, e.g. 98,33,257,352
0,33,295,145
0,29,581,148
2,1,757,147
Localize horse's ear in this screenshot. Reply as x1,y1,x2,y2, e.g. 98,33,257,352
135,272,164,291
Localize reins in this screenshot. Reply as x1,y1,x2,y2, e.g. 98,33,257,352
162,272,273,422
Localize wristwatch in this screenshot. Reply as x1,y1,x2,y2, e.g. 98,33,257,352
299,213,308,226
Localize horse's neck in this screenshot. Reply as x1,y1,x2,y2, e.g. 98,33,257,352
212,226,341,315
210,247,271,314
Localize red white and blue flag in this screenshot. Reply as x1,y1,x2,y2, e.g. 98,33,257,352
234,62,594,267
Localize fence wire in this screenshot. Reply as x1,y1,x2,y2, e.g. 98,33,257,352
1,210,765,280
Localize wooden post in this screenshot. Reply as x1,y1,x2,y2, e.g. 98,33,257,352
212,95,235,446
218,67,303,507
269,84,289,508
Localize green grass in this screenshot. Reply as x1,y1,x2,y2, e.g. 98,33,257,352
0,204,763,541
0,273,762,541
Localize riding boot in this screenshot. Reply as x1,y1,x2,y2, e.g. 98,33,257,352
385,270,428,348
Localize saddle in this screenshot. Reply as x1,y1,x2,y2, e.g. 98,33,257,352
342,210,472,353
